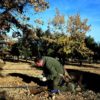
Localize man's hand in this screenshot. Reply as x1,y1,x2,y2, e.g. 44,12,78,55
59,74,70,82
40,77,47,82
37,75,47,82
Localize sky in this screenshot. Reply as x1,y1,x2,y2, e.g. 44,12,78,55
1,0,99,42
23,0,100,42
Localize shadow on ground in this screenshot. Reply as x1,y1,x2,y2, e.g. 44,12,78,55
8,73,47,86
3,59,32,64
66,63,100,69
0,91,7,100
68,70,100,92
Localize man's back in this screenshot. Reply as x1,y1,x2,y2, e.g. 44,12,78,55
43,56,64,80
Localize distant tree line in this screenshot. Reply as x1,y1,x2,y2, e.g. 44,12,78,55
0,1,100,65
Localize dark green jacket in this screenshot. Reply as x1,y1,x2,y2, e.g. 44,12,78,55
43,56,64,80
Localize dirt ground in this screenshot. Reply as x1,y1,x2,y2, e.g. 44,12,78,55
64,64,100,75
0,61,100,100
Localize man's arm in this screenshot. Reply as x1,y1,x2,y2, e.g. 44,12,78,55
46,65,57,80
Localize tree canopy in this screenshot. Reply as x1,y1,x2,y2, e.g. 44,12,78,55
0,0,49,34
0,3,99,64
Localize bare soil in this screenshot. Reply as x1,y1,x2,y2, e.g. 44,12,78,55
0,61,100,100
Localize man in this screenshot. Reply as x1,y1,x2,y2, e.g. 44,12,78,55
34,56,71,92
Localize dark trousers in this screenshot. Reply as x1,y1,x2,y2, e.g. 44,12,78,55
47,76,67,91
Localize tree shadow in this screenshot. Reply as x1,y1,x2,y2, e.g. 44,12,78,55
8,73,47,86
0,67,4,77
3,58,33,65
0,91,7,100
66,63,100,69
0,67,3,71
